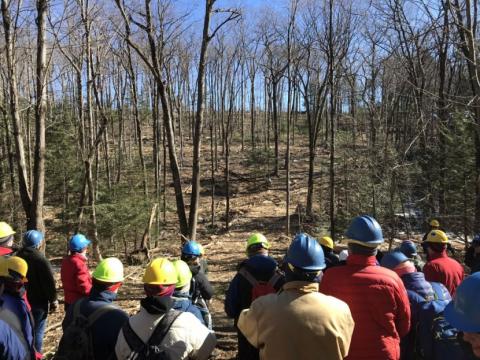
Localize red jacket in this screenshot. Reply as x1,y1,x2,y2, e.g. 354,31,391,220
60,253,92,305
423,250,464,296
320,254,411,360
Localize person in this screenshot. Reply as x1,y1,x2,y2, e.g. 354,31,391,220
181,240,214,329
61,233,92,310
0,257,34,360
60,257,128,360
115,257,216,360
422,219,455,255
0,256,39,359
422,219,442,242
237,233,354,360
445,272,480,358
171,259,205,324
320,215,411,360
465,234,480,274
0,222,16,256
398,240,425,271
16,230,58,353
422,230,464,296
380,251,451,360
225,233,284,360
319,236,340,270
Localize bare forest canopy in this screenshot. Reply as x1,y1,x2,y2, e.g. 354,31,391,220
0,0,479,258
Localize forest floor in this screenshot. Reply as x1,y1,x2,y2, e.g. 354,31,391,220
39,137,464,359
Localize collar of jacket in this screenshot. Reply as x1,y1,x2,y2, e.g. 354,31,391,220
283,281,319,293
71,252,87,262
428,249,447,261
346,253,378,266
141,295,174,315
89,288,117,302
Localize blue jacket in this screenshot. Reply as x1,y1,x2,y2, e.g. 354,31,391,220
62,287,129,360
0,318,31,360
0,292,35,358
400,271,451,360
172,291,205,324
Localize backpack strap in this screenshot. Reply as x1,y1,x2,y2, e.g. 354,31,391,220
238,267,258,287
148,310,182,346
122,320,145,354
267,272,282,288
122,310,182,353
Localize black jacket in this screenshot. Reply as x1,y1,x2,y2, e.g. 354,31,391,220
16,247,57,305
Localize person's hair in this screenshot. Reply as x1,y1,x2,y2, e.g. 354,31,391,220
428,242,447,253
285,263,322,283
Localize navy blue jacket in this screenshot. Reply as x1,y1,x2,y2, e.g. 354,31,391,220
62,288,129,360
172,291,205,324
225,255,284,360
225,255,284,320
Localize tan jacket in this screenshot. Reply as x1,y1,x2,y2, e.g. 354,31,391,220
238,281,354,360
115,307,216,360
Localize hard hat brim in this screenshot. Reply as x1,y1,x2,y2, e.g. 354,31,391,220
444,301,480,333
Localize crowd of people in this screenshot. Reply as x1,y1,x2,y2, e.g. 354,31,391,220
0,215,480,359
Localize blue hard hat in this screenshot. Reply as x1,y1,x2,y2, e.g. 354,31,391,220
444,272,480,333
182,240,201,256
345,215,383,246
23,230,44,248
69,234,91,252
380,251,409,270
285,233,326,271
399,240,417,257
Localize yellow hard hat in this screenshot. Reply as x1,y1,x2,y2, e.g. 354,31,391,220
0,222,15,239
172,260,192,288
246,233,270,251
319,236,334,250
5,256,28,282
92,257,124,283
426,230,448,244
143,258,177,285
430,219,440,228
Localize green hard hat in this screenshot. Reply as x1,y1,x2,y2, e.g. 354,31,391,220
246,233,270,251
172,259,192,288
92,257,124,283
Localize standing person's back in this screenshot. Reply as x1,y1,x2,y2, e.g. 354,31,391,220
17,230,58,353
321,216,411,360
60,234,92,309
380,251,452,360
238,233,354,360
181,240,214,329
115,257,216,360
422,230,464,296
59,258,128,360
0,257,38,359
225,233,284,360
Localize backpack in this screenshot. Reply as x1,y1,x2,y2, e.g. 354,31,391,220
54,299,117,360
238,267,281,302
416,283,464,360
122,310,182,360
